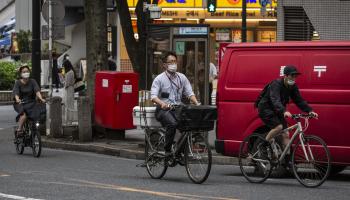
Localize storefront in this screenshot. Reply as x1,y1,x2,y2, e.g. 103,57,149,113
120,0,277,69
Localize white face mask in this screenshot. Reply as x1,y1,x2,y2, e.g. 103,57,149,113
21,72,30,79
287,79,295,86
167,64,177,73
66,56,69,60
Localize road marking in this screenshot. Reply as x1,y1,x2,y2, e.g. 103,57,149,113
33,179,238,200
0,192,44,200
0,128,4,130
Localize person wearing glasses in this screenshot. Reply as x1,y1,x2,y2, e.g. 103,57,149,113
151,51,200,156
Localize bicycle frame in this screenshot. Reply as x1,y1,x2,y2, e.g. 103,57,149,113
278,119,314,163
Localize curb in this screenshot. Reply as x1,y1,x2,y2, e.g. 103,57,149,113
42,138,238,165
0,102,13,106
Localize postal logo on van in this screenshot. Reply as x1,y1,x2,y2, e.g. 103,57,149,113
314,66,327,77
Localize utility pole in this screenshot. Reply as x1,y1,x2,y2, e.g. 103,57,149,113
242,0,247,42
32,0,41,85
48,0,53,98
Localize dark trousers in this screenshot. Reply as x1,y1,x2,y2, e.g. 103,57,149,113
155,106,178,152
209,82,213,105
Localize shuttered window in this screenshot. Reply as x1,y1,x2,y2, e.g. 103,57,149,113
284,6,315,41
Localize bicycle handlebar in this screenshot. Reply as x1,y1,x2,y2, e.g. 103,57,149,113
291,113,316,120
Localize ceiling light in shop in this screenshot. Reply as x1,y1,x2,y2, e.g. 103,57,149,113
153,18,173,21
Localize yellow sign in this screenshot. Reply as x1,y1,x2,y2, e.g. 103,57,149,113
129,9,276,19
128,0,277,8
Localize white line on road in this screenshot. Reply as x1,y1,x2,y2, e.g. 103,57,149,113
0,192,44,200
0,128,4,130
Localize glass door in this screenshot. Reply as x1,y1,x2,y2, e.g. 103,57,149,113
173,39,208,104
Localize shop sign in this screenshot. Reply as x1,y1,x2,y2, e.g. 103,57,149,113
128,0,277,8
129,9,276,19
216,32,230,41
176,27,208,35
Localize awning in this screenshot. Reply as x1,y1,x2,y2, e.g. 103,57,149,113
0,36,11,46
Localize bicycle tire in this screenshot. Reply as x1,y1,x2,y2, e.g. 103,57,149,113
32,130,42,158
291,135,331,188
15,139,24,155
184,132,212,184
239,133,272,183
145,131,168,179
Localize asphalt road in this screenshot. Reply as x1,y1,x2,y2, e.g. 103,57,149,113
1,106,350,200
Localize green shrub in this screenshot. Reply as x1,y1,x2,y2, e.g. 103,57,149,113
0,62,19,90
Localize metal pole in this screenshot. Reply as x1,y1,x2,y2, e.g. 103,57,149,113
242,0,247,42
32,0,41,85
48,0,53,98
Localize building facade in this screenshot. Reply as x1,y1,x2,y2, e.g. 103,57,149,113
277,0,350,41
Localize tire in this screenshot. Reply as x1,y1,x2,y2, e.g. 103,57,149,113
145,131,168,179
239,133,272,183
291,135,331,188
15,139,24,155
184,132,212,184
31,130,42,158
329,165,346,176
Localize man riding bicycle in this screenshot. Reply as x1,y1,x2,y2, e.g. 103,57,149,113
150,51,200,156
257,65,318,162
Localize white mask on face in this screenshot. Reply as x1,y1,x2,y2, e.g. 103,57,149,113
167,64,177,73
66,56,69,60
287,79,295,86
21,72,30,79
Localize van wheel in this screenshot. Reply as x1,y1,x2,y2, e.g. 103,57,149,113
329,165,346,176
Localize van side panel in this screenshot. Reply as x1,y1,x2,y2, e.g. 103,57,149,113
217,45,350,165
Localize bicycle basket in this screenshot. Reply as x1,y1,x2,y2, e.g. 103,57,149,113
176,105,217,131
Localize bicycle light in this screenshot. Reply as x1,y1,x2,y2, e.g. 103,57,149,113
35,122,40,127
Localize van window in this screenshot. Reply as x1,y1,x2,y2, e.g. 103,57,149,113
226,52,302,88
311,54,350,88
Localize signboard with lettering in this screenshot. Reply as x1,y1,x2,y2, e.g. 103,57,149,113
176,27,208,35
127,0,277,8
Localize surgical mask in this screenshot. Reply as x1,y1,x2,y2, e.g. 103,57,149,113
66,56,69,60
167,64,177,73
21,72,30,79
287,79,295,86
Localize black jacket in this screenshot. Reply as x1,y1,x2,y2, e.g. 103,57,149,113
258,78,312,115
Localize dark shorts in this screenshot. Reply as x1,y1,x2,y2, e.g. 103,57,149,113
258,109,287,129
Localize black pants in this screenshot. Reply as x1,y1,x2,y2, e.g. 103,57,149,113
209,82,213,105
155,106,178,152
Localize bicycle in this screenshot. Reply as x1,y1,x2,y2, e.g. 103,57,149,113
13,99,46,158
141,104,216,184
238,114,331,188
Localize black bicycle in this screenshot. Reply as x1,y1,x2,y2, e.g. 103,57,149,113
143,104,216,184
14,100,46,158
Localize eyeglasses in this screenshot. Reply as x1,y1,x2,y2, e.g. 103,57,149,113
166,60,177,64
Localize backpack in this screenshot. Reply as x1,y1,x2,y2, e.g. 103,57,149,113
254,81,272,108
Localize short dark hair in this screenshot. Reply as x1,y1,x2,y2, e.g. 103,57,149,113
19,65,30,73
162,51,177,63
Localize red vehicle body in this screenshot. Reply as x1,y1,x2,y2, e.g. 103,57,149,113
215,41,350,167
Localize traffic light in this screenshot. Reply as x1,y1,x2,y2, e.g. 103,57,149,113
207,0,216,13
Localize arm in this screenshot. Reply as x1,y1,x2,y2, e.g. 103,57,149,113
291,85,312,113
32,79,45,103
189,95,200,105
182,75,200,105
269,80,286,115
150,77,168,109
65,71,75,88
13,81,21,103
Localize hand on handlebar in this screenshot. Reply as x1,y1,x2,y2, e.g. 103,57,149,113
309,111,318,119
160,102,170,110
284,111,293,118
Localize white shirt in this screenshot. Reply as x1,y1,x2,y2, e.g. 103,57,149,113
151,71,194,105
209,63,218,83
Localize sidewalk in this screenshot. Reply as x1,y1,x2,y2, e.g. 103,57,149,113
42,128,238,165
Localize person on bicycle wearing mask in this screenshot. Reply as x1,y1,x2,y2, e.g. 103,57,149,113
257,65,318,156
13,64,45,136
151,51,200,156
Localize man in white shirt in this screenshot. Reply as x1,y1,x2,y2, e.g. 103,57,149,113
151,51,200,155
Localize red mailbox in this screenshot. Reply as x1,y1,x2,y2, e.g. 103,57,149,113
95,72,139,129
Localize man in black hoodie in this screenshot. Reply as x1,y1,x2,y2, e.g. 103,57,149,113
258,65,318,148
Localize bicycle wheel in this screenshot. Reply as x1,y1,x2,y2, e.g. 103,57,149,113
145,131,168,179
14,129,24,155
291,135,331,188
184,132,212,184
239,133,272,183
31,130,42,158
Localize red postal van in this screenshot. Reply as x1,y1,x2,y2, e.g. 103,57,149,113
215,41,350,173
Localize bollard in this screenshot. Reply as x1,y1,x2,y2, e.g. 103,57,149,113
78,96,92,142
50,96,63,138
